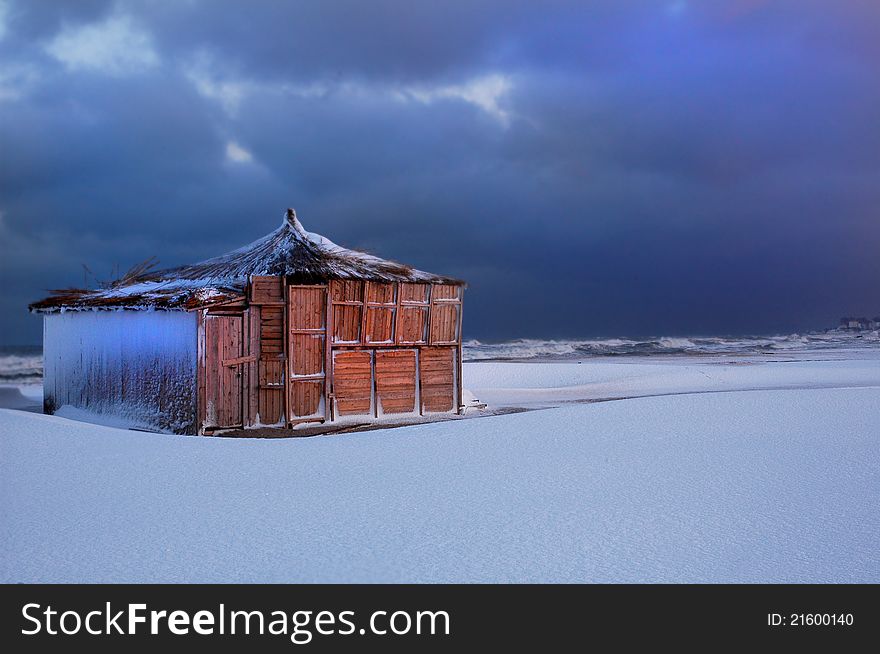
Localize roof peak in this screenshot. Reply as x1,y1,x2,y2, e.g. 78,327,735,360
284,208,307,236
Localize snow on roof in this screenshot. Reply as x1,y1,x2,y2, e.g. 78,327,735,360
30,209,464,313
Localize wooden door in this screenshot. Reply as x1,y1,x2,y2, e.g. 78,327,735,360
288,286,327,421
204,315,244,428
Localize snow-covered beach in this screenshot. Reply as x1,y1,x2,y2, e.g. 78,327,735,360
1,338,879,583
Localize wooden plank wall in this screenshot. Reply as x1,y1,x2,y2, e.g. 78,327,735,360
364,281,396,344
249,276,285,426
290,380,323,419
44,311,198,434
194,278,466,430
329,281,461,348
199,298,254,433
420,346,456,413
375,350,417,414
328,280,463,418
288,285,326,420
429,285,461,344
397,306,428,343
332,350,373,416
203,314,244,428
398,282,429,345
258,359,285,424
330,280,363,343
260,307,284,356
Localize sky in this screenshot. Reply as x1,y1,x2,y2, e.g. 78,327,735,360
1,0,879,345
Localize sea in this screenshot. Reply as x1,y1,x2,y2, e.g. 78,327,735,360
2,331,878,385
461,331,880,361
0,345,43,385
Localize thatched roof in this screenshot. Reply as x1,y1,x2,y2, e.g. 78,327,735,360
30,210,463,313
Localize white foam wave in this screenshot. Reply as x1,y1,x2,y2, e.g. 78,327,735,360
0,351,43,384
463,331,880,361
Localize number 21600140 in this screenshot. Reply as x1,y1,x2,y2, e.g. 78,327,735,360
768,613,853,627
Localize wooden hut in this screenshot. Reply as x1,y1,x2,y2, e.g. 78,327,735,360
30,210,465,434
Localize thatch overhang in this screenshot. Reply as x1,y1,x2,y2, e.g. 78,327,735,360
30,209,464,313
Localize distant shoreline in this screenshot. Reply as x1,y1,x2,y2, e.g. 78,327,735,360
2,331,878,386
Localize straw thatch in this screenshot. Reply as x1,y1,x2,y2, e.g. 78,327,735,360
30,210,463,313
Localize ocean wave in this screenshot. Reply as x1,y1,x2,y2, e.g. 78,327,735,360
462,331,880,361
0,350,43,385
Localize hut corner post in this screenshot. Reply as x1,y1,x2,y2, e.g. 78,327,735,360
197,309,206,435
457,287,464,415
283,280,290,428
324,280,334,422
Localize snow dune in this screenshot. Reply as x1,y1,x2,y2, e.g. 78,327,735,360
2,359,879,582
0,386,40,411
465,358,880,407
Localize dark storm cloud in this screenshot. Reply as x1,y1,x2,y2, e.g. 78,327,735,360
1,0,879,344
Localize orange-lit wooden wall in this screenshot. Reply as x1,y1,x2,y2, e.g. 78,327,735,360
198,276,463,432
326,280,462,421
247,276,287,426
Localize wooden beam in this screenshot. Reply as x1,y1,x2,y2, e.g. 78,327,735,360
457,288,464,414
222,354,257,367
283,281,290,427
196,309,206,435
247,306,260,426
325,283,334,422
358,280,368,347
426,284,434,345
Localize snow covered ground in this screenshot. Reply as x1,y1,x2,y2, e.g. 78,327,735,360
1,353,879,582
464,357,880,407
